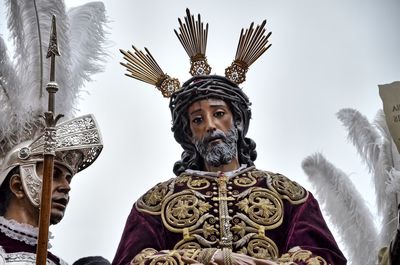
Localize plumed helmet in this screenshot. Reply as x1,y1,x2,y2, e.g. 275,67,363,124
0,114,103,207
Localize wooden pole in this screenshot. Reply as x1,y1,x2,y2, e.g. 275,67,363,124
36,15,63,265
35,156,54,265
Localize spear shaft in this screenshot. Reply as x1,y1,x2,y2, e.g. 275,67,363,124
36,15,62,265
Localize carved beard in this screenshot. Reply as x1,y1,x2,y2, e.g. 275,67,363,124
194,127,238,168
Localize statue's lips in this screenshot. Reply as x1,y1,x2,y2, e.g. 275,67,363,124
207,136,223,145
52,197,69,210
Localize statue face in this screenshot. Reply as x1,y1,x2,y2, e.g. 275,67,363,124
188,98,234,142
188,98,238,168
36,163,73,225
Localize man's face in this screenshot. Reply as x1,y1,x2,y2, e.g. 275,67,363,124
36,162,72,225
188,98,239,167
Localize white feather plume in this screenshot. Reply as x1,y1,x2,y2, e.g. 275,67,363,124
1,0,108,157
339,109,392,210
371,110,400,246
305,107,400,262
4,1,41,146
6,0,26,61
36,0,73,118
336,108,381,172
68,2,108,94
0,37,19,101
3,0,70,142
337,108,398,246
302,153,378,265
0,35,28,153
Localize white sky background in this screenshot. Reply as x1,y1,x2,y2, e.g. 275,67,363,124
1,0,400,263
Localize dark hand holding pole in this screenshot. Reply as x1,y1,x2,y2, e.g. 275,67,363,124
36,15,64,265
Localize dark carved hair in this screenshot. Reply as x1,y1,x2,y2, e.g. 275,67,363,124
0,166,19,216
169,75,257,176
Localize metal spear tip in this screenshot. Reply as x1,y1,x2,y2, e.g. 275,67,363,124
46,15,60,58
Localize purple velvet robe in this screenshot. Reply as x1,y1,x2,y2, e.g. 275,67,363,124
113,167,347,265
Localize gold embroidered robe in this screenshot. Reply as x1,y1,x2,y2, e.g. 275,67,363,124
113,167,346,265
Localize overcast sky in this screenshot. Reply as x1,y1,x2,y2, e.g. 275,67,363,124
1,0,400,263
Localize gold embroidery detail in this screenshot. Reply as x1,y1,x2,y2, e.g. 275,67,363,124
238,247,247,255
151,170,309,257
162,190,214,233
231,221,246,237
172,200,193,219
236,198,250,213
131,248,158,265
203,222,218,238
176,175,190,184
250,170,272,179
183,228,190,240
166,193,206,226
247,236,279,259
234,173,257,187
136,180,173,214
149,251,183,265
198,200,213,214
308,257,328,265
270,174,308,204
212,196,235,201
258,226,265,236
240,188,283,228
277,247,328,265
132,248,203,265
183,249,202,259
188,177,211,190
175,241,202,250
216,174,233,248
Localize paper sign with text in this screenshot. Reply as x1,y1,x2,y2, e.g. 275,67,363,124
379,81,400,153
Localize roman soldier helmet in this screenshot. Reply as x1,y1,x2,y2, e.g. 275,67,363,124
0,1,107,207
0,115,103,207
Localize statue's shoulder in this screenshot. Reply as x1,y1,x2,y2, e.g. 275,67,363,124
135,177,176,215
251,168,309,204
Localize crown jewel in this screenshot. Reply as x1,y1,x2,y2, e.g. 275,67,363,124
120,9,271,97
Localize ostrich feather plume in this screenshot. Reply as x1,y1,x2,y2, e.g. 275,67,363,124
336,108,381,172
68,2,108,93
372,110,400,245
302,153,378,265
304,107,400,263
0,0,108,157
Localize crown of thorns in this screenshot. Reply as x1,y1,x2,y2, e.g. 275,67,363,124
120,8,272,98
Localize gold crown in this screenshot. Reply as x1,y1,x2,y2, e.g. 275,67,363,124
120,8,271,97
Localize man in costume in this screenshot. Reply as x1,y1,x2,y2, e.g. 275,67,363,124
114,9,346,265
0,0,108,263
0,115,103,265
